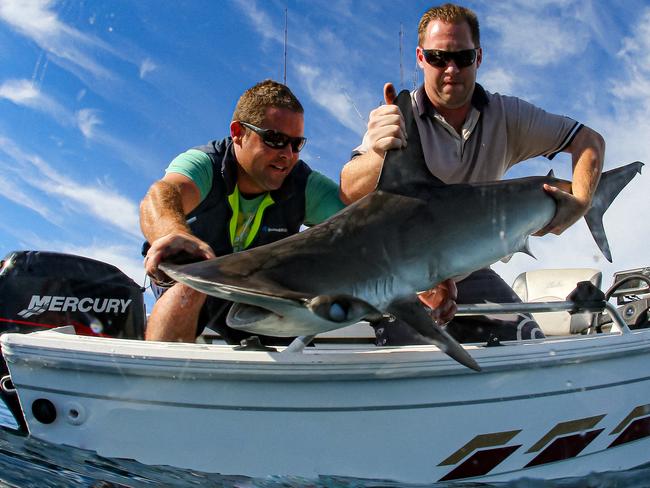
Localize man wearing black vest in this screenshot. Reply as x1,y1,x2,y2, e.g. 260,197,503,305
340,4,605,344
140,80,349,344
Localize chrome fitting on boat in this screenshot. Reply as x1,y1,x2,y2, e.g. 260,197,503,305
0,375,15,394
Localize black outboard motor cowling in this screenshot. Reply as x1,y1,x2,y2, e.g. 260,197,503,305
0,250,146,432
0,250,145,338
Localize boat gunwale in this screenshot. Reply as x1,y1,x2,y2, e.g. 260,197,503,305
4,328,650,381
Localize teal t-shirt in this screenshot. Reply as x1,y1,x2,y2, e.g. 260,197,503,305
166,149,345,249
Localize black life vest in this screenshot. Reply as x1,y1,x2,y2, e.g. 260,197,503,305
187,138,311,254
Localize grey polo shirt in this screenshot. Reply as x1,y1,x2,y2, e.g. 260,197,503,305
353,84,583,184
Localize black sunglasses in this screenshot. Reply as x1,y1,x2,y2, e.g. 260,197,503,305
239,121,306,152
421,48,478,69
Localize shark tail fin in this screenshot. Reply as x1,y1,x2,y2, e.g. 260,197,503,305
585,161,643,262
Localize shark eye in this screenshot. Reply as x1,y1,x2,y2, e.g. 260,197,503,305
328,302,347,322
307,295,377,324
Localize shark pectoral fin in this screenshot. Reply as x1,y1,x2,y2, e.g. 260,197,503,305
585,161,643,262
387,300,481,372
307,295,381,324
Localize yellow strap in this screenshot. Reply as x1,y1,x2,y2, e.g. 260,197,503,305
227,186,275,250
227,187,240,246
245,192,274,249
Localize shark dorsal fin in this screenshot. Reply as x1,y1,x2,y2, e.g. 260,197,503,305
376,90,445,197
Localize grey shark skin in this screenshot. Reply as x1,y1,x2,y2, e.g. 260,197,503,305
161,91,643,372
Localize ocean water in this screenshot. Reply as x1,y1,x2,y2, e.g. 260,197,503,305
2,405,650,488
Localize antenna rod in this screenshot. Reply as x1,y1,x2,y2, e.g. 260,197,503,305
283,8,288,84
399,23,404,90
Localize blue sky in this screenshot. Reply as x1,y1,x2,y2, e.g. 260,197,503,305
1,0,648,309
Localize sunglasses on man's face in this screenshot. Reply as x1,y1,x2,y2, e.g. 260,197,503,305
421,48,478,69
239,121,307,152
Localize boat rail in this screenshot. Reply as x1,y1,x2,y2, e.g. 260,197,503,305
286,296,630,353
455,300,630,333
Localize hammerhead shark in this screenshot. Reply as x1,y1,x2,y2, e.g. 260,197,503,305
161,90,643,372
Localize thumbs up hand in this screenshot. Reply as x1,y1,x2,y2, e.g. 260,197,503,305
366,83,407,158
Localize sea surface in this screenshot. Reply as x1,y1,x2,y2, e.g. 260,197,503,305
2,405,650,488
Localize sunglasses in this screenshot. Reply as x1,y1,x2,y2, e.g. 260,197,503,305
421,48,478,69
239,121,307,152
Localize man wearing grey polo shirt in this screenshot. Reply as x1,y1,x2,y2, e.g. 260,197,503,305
340,3,605,344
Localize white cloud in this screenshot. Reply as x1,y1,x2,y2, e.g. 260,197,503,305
296,63,366,134
0,0,114,79
0,78,39,101
611,9,650,103
0,78,72,124
0,172,54,220
479,68,516,95
76,115,156,175
0,80,156,175
139,58,157,79
0,0,62,37
486,6,589,66
233,0,284,44
76,108,102,138
0,135,141,240
618,10,650,63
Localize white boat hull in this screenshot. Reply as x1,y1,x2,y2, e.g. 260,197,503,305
3,328,650,483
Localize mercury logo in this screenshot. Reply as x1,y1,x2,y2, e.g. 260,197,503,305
17,295,133,318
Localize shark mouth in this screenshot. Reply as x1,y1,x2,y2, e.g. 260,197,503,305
226,303,284,332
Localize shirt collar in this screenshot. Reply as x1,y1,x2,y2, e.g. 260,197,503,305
415,82,489,119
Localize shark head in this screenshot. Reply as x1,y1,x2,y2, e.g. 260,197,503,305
226,294,382,337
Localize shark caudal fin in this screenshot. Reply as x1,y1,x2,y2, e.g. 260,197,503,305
376,90,445,198
585,161,643,262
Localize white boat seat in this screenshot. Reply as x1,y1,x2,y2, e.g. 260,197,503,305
512,268,602,336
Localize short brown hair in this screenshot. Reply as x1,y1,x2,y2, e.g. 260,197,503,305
418,3,480,47
232,79,303,126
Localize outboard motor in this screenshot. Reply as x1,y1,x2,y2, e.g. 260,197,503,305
0,250,146,431
0,250,145,338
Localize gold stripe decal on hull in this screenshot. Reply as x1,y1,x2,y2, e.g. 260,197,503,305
439,430,521,466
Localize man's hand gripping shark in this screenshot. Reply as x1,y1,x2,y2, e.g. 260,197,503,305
161,90,643,372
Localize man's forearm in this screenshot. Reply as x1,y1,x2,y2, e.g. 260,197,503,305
140,180,191,244
340,152,384,204
569,126,605,206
